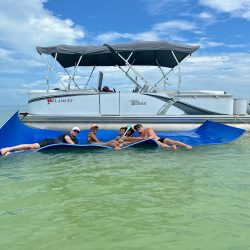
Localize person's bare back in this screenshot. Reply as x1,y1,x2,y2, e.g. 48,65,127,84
134,124,192,150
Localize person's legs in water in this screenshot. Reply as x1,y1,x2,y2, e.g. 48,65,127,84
163,138,192,149
0,143,40,156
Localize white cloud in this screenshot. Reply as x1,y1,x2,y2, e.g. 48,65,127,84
139,0,175,15
179,53,250,98
0,47,13,58
95,32,133,43
0,0,84,55
95,20,198,44
20,81,44,89
200,0,250,19
204,41,225,48
227,44,248,48
95,31,160,43
199,38,250,49
198,12,214,20
153,20,197,31
0,0,86,104
151,20,204,41
133,31,160,41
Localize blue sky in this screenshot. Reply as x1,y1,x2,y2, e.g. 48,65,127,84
0,0,250,105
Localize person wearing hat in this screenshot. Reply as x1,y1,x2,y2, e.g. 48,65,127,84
57,126,80,144
87,124,121,149
133,124,192,150
0,126,80,156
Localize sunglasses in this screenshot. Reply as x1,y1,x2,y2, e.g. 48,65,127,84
73,130,80,133
134,126,141,131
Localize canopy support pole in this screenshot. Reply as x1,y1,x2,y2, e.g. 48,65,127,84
153,68,173,91
103,44,155,92
116,52,154,92
67,55,83,90
149,59,172,92
40,54,67,90
45,67,50,92
171,51,181,93
125,58,135,74
53,53,58,71
117,65,142,89
152,54,191,92
84,65,96,89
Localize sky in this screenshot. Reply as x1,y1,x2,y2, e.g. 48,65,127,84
0,0,250,105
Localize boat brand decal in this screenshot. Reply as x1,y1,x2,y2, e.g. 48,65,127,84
29,93,97,104
47,98,54,104
130,100,146,106
47,98,73,104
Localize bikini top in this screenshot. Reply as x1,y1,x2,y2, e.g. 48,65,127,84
87,133,98,143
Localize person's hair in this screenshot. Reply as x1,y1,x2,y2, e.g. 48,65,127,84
126,127,134,135
134,124,142,130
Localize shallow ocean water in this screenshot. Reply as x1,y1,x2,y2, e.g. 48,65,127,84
0,106,250,250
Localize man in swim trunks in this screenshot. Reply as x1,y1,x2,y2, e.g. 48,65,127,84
0,126,80,156
133,124,192,150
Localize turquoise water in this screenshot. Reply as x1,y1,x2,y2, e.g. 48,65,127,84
0,106,250,250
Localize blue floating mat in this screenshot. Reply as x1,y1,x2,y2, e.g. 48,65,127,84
121,139,160,149
36,138,160,153
0,111,246,156
36,143,113,152
157,120,246,147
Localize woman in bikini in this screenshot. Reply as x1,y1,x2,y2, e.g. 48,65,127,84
87,124,121,149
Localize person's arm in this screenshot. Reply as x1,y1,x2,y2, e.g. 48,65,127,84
64,135,75,144
125,136,142,142
89,132,99,142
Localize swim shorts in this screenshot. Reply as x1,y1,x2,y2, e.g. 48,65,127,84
158,138,165,143
38,138,61,147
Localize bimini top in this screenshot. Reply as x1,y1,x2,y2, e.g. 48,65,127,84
36,41,199,68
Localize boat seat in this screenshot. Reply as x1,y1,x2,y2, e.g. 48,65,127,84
102,86,113,92
133,86,139,92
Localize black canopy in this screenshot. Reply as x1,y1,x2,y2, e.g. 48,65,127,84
36,41,199,68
